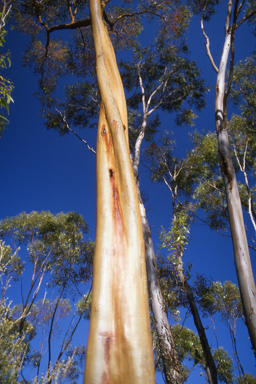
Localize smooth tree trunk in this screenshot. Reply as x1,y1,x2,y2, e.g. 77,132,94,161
132,95,183,382
137,185,183,384
215,5,256,356
84,1,155,383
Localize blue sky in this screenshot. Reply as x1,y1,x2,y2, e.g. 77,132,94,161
1,1,256,382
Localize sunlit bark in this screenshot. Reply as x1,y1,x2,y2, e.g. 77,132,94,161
214,1,256,356
84,1,155,383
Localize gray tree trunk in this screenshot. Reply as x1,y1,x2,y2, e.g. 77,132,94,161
215,10,256,356
184,282,218,384
136,183,183,384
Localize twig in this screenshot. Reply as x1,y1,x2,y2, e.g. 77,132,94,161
56,109,96,154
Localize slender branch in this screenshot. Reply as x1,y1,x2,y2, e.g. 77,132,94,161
236,7,256,29
47,283,66,383
201,1,219,73
147,67,168,108
55,286,92,366
56,109,96,154
0,1,12,31
210,315,219,349
224,0,239,104
137,62,146,114
236,0,245,18
103,6,165,29
233,142,256,233
162,175,175,200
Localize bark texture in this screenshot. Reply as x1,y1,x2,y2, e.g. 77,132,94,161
215,19,256,356
137,186,183,384
84,1,155,383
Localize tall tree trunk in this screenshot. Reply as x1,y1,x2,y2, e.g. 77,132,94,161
184,282,218,384
137,184,183,384
215,8,256,356
84,1,155,383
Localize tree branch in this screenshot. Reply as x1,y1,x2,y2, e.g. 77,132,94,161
201,2,219,73
56,109,96,154
236,7,256,29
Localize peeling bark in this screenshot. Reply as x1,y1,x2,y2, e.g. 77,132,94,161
84,1,155,383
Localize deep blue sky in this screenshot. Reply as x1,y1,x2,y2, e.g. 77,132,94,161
1,1,256,383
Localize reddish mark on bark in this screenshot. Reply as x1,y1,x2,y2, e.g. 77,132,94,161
104,336,111,364
112,119,117,129
101,372,108,384
123,124,126,130
101,125,106,135
99,332,113,365
110,175,123,232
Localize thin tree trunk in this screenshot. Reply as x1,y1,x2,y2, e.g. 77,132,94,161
215,17,256,357
84,1,155,383
137,184,183,384
184,282,218,384
171,200,217,383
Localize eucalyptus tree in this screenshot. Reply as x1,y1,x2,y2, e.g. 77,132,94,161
8,0,211,381
9,0,182,382
84,2,156,382
189,0,256,354
0,211,93,383
42,13,208,383
145,133,219,384
117,25,207,381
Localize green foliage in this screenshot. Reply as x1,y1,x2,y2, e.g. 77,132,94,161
210,281,244,324
171,317,235,383
0,241,33,383
160,208,190,285
0,211,94,290
231,53,256,138
236,373,256,383
213,347,234,383
0,212,94,383
0,26,13,135
172,323,205,368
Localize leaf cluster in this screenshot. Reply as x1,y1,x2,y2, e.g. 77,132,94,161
0,27,13,134
0,211,94,290
231,53,256,137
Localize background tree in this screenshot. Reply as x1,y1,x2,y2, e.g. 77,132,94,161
3,0,256,382
9,0,208,382
190,0,256,353
0,211,93,383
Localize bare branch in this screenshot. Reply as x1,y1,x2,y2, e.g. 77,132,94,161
56,109,96,154
236,7,256,29
233,142,256,233
201,2,219,73
103,5,165,29
0,0,12,31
